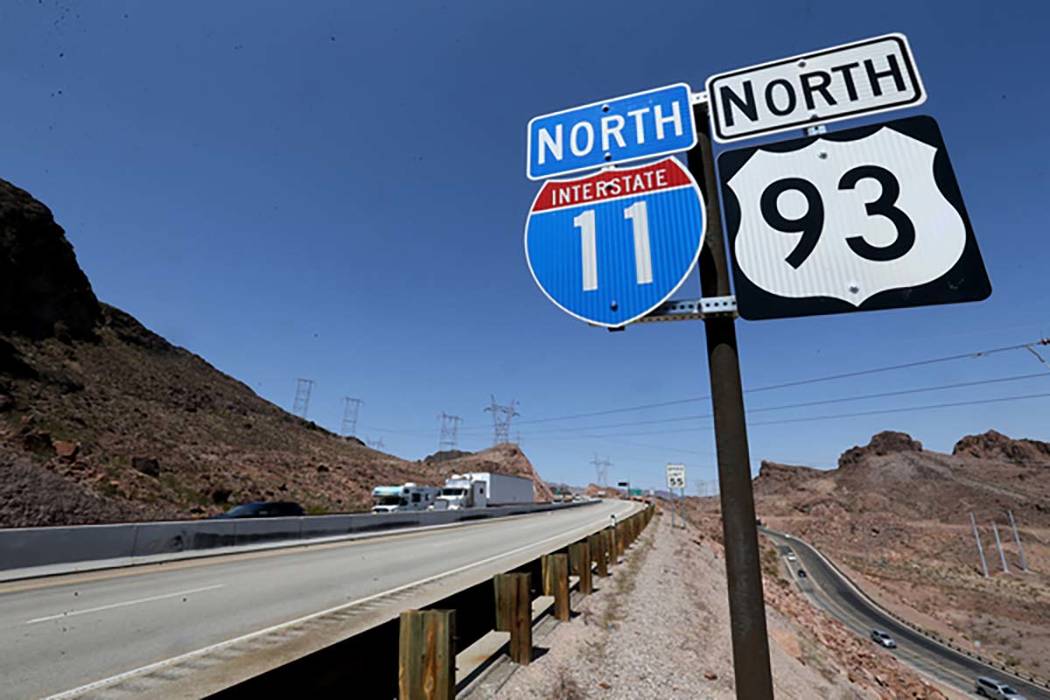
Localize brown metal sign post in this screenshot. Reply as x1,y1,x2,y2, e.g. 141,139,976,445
687,99,774,700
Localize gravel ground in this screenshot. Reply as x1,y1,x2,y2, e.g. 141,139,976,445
471,509,869,699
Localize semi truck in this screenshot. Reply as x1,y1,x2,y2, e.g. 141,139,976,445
371,483,441,513
436,472,534,510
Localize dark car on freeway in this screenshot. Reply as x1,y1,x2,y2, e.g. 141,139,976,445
213,501,305,518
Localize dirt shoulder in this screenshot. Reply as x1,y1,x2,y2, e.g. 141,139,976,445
469,507,952,699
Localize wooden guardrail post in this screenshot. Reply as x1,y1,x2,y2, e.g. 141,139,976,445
604,527,617,567
569,540,592,595
542,553,570,621
494,573,532,665
398,609,455,700
591,532,608,577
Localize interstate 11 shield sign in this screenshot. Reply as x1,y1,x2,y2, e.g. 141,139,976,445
524,158,705,328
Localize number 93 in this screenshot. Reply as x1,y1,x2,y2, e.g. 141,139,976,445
758,166,916,269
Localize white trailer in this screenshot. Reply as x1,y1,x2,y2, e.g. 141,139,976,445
371,483,441,513
436,472,534,510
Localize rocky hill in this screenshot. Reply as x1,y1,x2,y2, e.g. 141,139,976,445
0,178,549,528
750,429,1050,677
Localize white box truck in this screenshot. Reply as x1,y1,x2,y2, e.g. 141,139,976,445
436,472,534,510
371,483,441,513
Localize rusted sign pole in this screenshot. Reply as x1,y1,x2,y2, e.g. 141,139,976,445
686,99,774,700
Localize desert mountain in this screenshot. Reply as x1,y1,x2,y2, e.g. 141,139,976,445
0,178,549,528
752,429,1050,675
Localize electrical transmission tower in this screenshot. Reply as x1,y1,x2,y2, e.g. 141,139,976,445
341,397,363,437
438,412,463,450
366,436,385,450
292,378,315,418
590,454,611,487
484,395,519,446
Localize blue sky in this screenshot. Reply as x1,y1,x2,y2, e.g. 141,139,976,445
2,1,1047,493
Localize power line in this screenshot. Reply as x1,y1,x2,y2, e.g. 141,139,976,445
748,392,1050,428
466,338,1047,430
508,372,1049,437
560,391,1050,439
312,339,1050,443
745,341,1044,396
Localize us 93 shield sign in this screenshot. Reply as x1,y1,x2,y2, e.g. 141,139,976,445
719,115,991,320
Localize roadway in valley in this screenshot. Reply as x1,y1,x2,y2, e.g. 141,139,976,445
0,499,638,699
762,527,1050,700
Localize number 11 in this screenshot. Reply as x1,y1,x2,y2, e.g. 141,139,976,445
574,200,653,292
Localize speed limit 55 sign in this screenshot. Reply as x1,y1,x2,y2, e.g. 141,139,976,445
719,115,990,320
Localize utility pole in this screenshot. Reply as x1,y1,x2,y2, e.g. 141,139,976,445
970,512,989,577
1006,510,1029,572
992,522,1010,574
484,396,519,446
687,100,774,700
341,397,363,437
437,412,462,451
292,378,315,419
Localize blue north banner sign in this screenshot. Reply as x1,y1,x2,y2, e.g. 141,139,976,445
524,158,705,328
526,83,697,180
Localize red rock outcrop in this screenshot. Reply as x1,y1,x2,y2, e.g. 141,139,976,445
952,429,1050,465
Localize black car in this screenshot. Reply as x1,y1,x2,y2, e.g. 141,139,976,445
214,501,305,518
797,568,807,578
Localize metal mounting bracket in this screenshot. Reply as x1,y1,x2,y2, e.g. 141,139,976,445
630,295,738,325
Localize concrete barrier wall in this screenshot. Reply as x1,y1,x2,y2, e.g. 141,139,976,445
0,502,590,578
0,522,140,570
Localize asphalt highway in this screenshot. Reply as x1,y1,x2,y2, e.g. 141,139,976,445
0,500,637,699
762,527,1049,700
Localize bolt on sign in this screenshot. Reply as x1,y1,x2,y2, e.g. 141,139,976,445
706,33,925,143
719,115,991,320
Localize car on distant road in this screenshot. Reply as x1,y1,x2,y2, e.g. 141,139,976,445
975,676,1025,699
797,568,807,578
213,501,305,518
785,551,797,562
870,629,896,649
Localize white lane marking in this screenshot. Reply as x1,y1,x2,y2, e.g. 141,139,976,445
45,502,639,700
26,584,225,624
